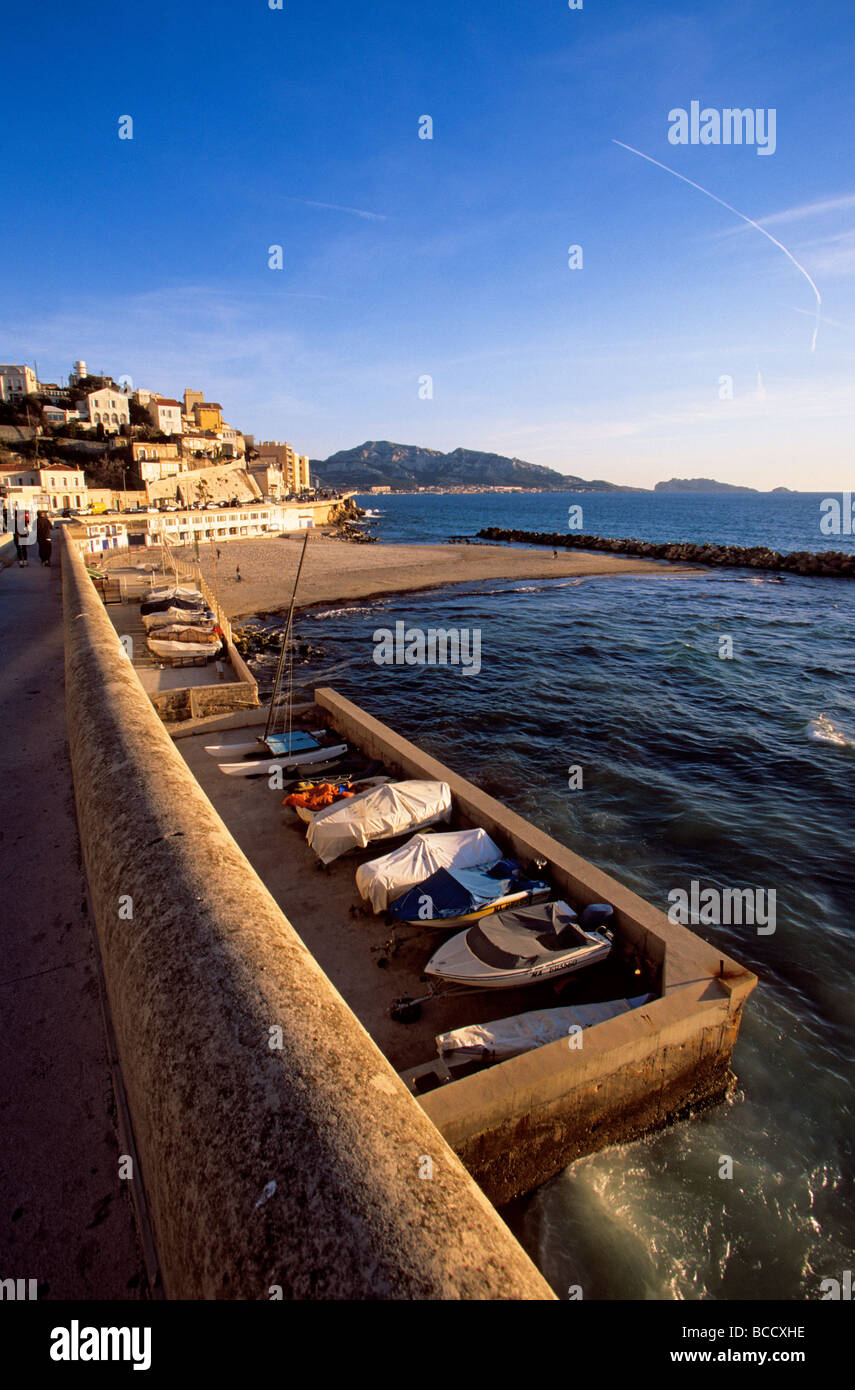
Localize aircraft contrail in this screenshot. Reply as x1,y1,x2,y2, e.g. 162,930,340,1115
612,139,822,351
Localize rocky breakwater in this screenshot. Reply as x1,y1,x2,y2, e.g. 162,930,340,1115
328,497,376,543
234,622,324,691
477,528,855,578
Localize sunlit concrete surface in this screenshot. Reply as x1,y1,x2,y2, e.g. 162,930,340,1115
0,561,146,1298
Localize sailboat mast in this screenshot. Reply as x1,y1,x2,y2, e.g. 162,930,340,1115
264,530,310,741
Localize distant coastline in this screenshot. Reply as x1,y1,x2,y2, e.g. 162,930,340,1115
311,439,818,495
351,482,813,496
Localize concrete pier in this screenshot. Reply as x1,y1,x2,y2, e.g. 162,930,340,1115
60,535,552,1299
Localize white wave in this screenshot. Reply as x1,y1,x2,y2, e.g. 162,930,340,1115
807,714,854,747
309,606,374,619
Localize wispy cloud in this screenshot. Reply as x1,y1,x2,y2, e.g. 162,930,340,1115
796,229,855,278
292,198,387,221
757,193,855,226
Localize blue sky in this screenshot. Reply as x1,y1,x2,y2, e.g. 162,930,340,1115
2,0,854,488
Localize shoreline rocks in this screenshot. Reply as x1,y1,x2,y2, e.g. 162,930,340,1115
476,528,855,578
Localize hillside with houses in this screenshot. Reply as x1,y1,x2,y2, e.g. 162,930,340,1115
0,358,315,517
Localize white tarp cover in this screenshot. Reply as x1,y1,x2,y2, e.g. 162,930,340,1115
436,994,654,1063
356,827,502,913
307,780,453,865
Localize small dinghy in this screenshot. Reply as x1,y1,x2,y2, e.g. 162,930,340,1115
307,781,453,864
356,827,504,914
436,993,653,1064
423,901,613,990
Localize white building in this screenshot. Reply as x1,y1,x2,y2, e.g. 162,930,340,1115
147,396,183,435
43,404,79,426
0,462,87,512
131,441,183,483
0,364,37,402
83,387,130,433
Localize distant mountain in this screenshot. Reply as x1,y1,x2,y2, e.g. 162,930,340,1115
310,440,638,492
655,477,761,495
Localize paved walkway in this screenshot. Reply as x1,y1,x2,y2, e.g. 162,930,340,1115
0,552,147,1298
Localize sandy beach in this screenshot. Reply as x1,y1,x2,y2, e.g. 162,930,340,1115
192,534,698,621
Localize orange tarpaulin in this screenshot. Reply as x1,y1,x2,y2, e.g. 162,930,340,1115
283,781,369,811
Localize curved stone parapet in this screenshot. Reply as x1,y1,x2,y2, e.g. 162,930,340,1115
60,533,552,1300
477,528,855,578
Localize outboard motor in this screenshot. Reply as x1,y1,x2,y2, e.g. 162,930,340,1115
580,903,614,935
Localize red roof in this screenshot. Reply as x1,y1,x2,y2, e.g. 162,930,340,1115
153,398,182,407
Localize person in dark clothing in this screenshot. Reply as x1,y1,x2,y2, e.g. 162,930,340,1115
13,508,31,567
36,511,53,567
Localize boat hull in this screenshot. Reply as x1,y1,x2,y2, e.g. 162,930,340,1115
204,730,326,758
147,637,220,660
424,929,611,988
217,743,349,777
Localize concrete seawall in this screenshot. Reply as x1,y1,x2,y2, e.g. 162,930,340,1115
315,688,757,1205
60,534,552,1299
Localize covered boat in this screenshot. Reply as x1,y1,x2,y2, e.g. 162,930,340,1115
152,623,219,644
436,993,654,1063
387,858,550,927
356,827,502,913
423,900,613,989
147,635,220,661
143,584,202,606
142,601,212,631
307,780,452,865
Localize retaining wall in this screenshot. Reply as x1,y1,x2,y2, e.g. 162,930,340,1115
60,533,552,1300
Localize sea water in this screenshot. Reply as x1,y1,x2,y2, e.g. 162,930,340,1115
299,492,855,1299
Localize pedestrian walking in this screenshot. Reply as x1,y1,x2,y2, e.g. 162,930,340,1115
13,508,31,567
235,565,242,582
37,511,53,567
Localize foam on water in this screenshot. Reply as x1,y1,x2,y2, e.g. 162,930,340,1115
807,714,855,747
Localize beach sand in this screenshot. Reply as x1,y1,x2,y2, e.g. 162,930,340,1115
192,534,699,621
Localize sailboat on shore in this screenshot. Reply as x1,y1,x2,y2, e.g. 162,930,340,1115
211,534,348,777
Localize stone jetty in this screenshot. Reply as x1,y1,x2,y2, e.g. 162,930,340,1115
477,528,855,578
